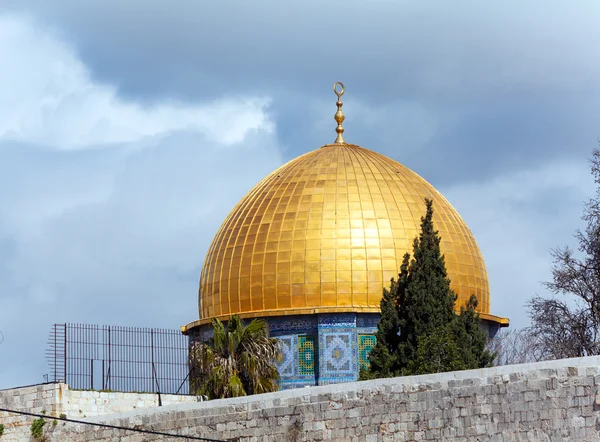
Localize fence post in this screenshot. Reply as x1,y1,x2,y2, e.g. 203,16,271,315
151,329,155,392
63,323,67,384
151,329,163,406
107,326,111,390
53,324,57,382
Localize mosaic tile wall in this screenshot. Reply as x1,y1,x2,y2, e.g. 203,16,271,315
268,315,319,389
356,313,379,372
269,313,377,388
358,334,377,371
299,335,316,375
317,313,356,385
191,313,378,390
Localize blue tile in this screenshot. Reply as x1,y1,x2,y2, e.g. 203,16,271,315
275,335,296,377
322,333,353,374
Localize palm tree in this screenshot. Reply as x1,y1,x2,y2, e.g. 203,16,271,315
189,315,280,399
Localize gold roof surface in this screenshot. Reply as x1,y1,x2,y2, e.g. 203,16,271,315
192,142,506,327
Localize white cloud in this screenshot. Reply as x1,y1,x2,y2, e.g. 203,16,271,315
0,15,273,149
0,14,283,388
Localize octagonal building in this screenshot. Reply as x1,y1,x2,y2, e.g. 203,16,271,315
182,83,508,388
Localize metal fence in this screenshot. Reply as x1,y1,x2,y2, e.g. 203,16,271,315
46,323,195,395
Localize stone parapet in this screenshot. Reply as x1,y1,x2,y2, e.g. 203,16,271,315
39,355,600,441
0,383,198,442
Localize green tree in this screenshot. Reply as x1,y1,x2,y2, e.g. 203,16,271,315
366,198,494,377
397,198,457,373
408,295,494,374
189,315,280,399
408,324,463,374
452,295,495,369
362,255,408,379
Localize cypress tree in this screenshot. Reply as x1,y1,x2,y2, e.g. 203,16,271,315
365,198,494,378
451,295,495,369
363,254,409,379
408,324,463,374
408,295,494,374
397,198,457,374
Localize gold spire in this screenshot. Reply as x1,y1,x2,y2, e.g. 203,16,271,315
333,82,346,144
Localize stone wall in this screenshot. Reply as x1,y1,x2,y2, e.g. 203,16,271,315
0,383,198,441
0,383,63,442
35,355,600,441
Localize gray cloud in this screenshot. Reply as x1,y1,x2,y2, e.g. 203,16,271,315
3,0,599,184
6,0,598,98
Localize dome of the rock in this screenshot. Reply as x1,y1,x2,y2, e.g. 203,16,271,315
183,83,507,388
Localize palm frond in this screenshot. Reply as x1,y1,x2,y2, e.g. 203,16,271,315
189,314,281,399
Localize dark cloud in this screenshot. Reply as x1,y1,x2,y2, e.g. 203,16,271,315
3,0,600,185
5,0,597,101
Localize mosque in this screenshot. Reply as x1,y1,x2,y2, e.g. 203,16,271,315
182,83,508,389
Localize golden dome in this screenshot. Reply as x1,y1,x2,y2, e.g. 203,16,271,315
182,83,508,332
193,142,506,327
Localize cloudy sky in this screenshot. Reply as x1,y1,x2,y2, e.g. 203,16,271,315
1,0,599,388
